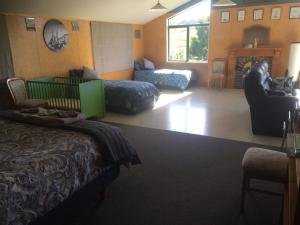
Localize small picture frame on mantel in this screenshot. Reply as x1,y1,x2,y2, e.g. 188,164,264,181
253,9,264,20
221,11,230,23
271,7,281,20
238,10,245,22
289,6,300,19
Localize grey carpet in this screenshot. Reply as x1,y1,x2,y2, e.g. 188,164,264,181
72,124,283,225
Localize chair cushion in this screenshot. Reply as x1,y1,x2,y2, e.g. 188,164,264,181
211,73,224,79
17,99,48,108
242,147,288,183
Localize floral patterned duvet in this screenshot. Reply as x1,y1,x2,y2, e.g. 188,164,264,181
104,80,160,114
0,116,138,225
134,69,196,91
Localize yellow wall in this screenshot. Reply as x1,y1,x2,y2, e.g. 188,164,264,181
144,13,209,86
209,2,300,80
101,68,134,80
133,24,144,61
143,2,300,87
5,14,144,81
6,15,94,80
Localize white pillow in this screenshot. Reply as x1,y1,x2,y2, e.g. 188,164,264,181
144,58,155,70
83,66,100,79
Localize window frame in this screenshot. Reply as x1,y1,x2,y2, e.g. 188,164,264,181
167,1,210,63
167,23,209,63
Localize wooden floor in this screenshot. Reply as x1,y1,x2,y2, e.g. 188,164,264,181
101,87,281,147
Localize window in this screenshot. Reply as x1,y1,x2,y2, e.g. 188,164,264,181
167,0,210,62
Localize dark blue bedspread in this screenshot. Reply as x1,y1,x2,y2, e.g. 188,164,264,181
134,69,196,91
104,80,160,114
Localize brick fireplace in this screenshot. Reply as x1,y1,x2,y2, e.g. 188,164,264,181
227,47,282,88
235,56,272,88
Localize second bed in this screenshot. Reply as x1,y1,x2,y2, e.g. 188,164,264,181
104,80,160,114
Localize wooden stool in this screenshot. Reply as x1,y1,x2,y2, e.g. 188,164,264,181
240,147,288,213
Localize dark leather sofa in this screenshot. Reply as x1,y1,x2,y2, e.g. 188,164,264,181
244,62,298,137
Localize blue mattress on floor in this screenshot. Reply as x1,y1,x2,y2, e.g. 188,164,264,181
104,80,160,114
133,69,196,91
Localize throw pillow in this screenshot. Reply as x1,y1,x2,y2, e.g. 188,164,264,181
144,58,155,70
83,66,100,79
69,69,83,79
134,60,145,71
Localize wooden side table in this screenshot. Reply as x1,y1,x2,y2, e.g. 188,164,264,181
284,157,300,225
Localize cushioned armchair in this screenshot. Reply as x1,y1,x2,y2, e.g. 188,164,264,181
244,62,298,137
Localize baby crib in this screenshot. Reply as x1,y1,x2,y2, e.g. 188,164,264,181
28,77,105,118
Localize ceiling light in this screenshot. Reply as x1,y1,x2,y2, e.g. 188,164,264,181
212,0,237,7
150,0,167,11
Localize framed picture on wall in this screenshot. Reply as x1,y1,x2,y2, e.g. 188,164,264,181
238,10,245,21
25,17,36,32
253,9,264,20
71,21,80,31
221,11,230,23
289,6,300,19
43,19,68,52
135,30,141,39
271,7,281,20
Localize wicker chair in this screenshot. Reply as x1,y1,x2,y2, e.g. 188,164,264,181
7,78,48,108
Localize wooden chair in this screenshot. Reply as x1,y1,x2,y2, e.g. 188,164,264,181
7,78,48,108
209,59,226,88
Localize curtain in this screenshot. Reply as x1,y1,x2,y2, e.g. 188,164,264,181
0,14,14,78
91,21,133,74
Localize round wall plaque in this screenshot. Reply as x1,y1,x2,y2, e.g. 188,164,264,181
43,19,68,52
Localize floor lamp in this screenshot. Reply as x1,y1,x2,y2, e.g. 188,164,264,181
288,42,300,82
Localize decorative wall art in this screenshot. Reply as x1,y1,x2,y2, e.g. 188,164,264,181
135,30,141,39
221,11,230,23
43,19,68,52
25,17,36,32
253,9,264,20
71,21,80,31
238,10,245,22
290,6,300,19
271,7,281,20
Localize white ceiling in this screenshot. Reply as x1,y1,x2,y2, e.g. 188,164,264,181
0,0,190,24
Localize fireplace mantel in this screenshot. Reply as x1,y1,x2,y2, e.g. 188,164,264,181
227,47,283,88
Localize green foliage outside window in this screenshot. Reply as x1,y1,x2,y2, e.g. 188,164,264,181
167,0,210,62
189,26,209,61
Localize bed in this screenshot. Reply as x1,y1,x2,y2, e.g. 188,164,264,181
133,61,197,91
0,110,140,225
104,80,160,114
